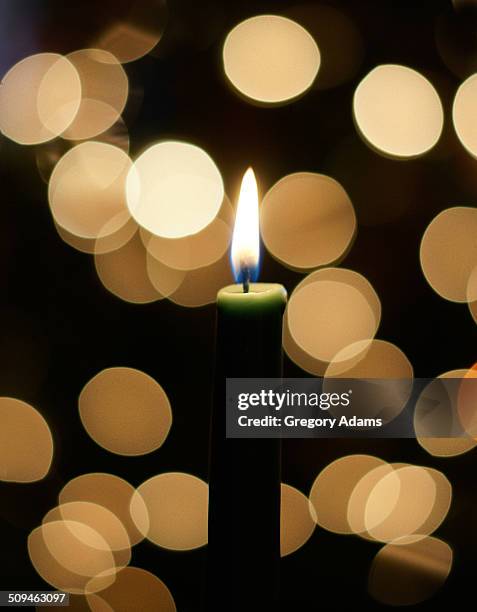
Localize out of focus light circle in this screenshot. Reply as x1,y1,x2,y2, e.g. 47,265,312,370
79,367,172,456
326,339,413,379
55,218,138,256
284,268,381,373
59,473,149,547
287,276,379,363
0,398,53,483
63,49,128,141
365,466,437,543
43,502,131,569
167,249,234,307
95,0,168,63
368,537,452,606
415,369,477,457
87,567,176,612
280,483,316,557
49,142,132,240
353,65,443,158
0,53,81,144
223,15,320,104
261,172,356,271
453,74,477,158
127,141,224,238
28,520,116,594
130,472,208,550
309,455,386,534
141,196,232,271
95,233,162,304
420,206,477,302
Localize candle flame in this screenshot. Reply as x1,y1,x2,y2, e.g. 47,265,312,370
231,167,260,285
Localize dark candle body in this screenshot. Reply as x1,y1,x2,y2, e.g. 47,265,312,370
207,283,287,611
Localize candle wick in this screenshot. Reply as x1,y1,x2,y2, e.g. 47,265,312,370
242,266,250,293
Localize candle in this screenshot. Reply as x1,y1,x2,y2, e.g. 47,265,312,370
207,169,287,610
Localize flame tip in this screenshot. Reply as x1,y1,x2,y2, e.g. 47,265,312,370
231,166,260,283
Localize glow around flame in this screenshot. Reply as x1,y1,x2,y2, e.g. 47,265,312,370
231,167,260,283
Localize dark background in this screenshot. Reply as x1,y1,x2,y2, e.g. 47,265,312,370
1,0,477,609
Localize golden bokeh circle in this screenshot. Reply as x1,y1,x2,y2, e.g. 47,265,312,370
368,537,453,606
284,268,381,373
130,472,208,551
309,454,387,534
0,53,81,144
62,49,128,141
79,367,172,456
453,74,477,158
95,0,168,64
223,15,320,104
365,466,437,543
415,369,477,457
127,141,224,239
420,206,477,302
280,483,316,557
55,218,138,255
353,64,443,158
49,142,132,240
43,502,131,570
0,397,53,483
261,172,356,271
287,279,379,364
95,233,162,304
87,567,176,612
59,473,149,547
141,196,233,272
28,520,116,594
167,249,235,308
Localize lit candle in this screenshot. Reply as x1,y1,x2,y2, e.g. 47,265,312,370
207,169,287,610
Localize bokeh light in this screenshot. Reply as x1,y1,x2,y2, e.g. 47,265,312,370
415,369,477,457
325,339,413,378
324,340,413,423
222,15,320,105
368,537,453,605
280,483,316,557
126,141,224,239
94,232,162,303
309,454,387,534
365,465,438,543
95,0,168,64
43,502,131,569
0,397,53,483
0,53,81,144
48,142,132,240
260,172,356,271
59,473,149,547
130,472,208,551
167,249,234,308
141,196,233,271
55,218,138,256
466,265,477,322
79,367,172,456
285,268,381,365
353,65,443,158
420,206,477,302
453,74,477,158
347,463,397,538
86,567,176,612
28,520,116,594
62,49,128,141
